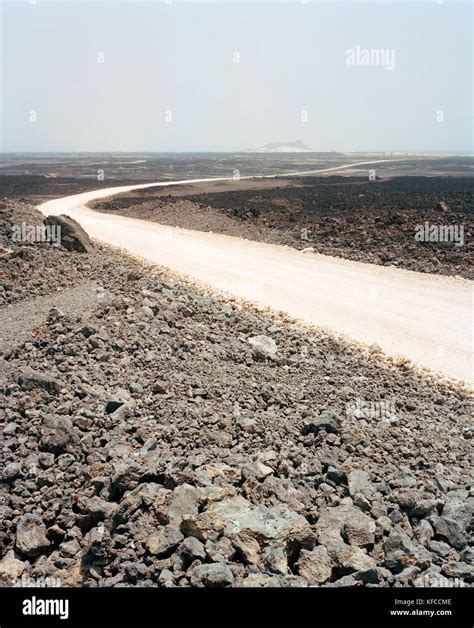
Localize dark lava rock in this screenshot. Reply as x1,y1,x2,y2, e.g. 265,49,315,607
303,409,341,435
18,367,63,395
44,214,94,253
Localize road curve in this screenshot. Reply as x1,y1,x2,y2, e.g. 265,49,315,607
38,162,473,385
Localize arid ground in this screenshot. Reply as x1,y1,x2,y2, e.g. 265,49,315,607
0,154,472,590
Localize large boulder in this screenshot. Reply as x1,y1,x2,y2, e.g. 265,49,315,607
44,214,94,253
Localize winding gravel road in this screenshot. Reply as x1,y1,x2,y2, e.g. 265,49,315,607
38,163,473,385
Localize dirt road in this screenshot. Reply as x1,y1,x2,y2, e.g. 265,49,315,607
38,164,473,385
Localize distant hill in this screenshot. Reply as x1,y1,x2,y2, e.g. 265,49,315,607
247,141,342,155
250,140,312,153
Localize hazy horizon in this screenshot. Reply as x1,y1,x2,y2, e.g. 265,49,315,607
1,149,473,155
1,1,472,153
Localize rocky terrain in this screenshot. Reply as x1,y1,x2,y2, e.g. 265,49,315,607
0,201,472,589
93,176,473,279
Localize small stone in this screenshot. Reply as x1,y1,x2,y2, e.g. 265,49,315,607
353,494,371,512
390,489,418,512
3,423,17,436
383,528,432,572
158,568,174,587
78,324,96,338
47,525,66,542
237,417,258,433
146,526,184,556
39,416,75,457
343,513,376,547
139,305,154,318
316,504,374,547
435,476,453,492
16,514,50,558
129,381,143,394
326,540,376,573
241,461,273,481
333,574,362,587
434,490,474,549
376,516,393,534
105,388,134,417
231,531,262,565
47,307,65,321
178,536,206,562
413,499,436,517
204,537,235,564
297,545,332,584
248,335,278,360
166,484,201,525
303,409,341,435
190,563,234,587
61,539,82,558
153,380,169,394
326,466,346,485
262,546,288,575
74,495,115,530
433,517,467,550
38,453,55,469
441,561,474,580
2,462,21,482
127,270,142,281
428,540,454,557
414,520,434,546
18,367,63,395
84,524,112,563
182,512,226,542
348,470,374,499
0,550,25,585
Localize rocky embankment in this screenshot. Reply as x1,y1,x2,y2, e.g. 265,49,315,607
0,201,472,588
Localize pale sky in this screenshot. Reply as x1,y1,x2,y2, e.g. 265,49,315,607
0,0,472,152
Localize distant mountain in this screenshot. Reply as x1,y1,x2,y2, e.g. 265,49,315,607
250,140,312,153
